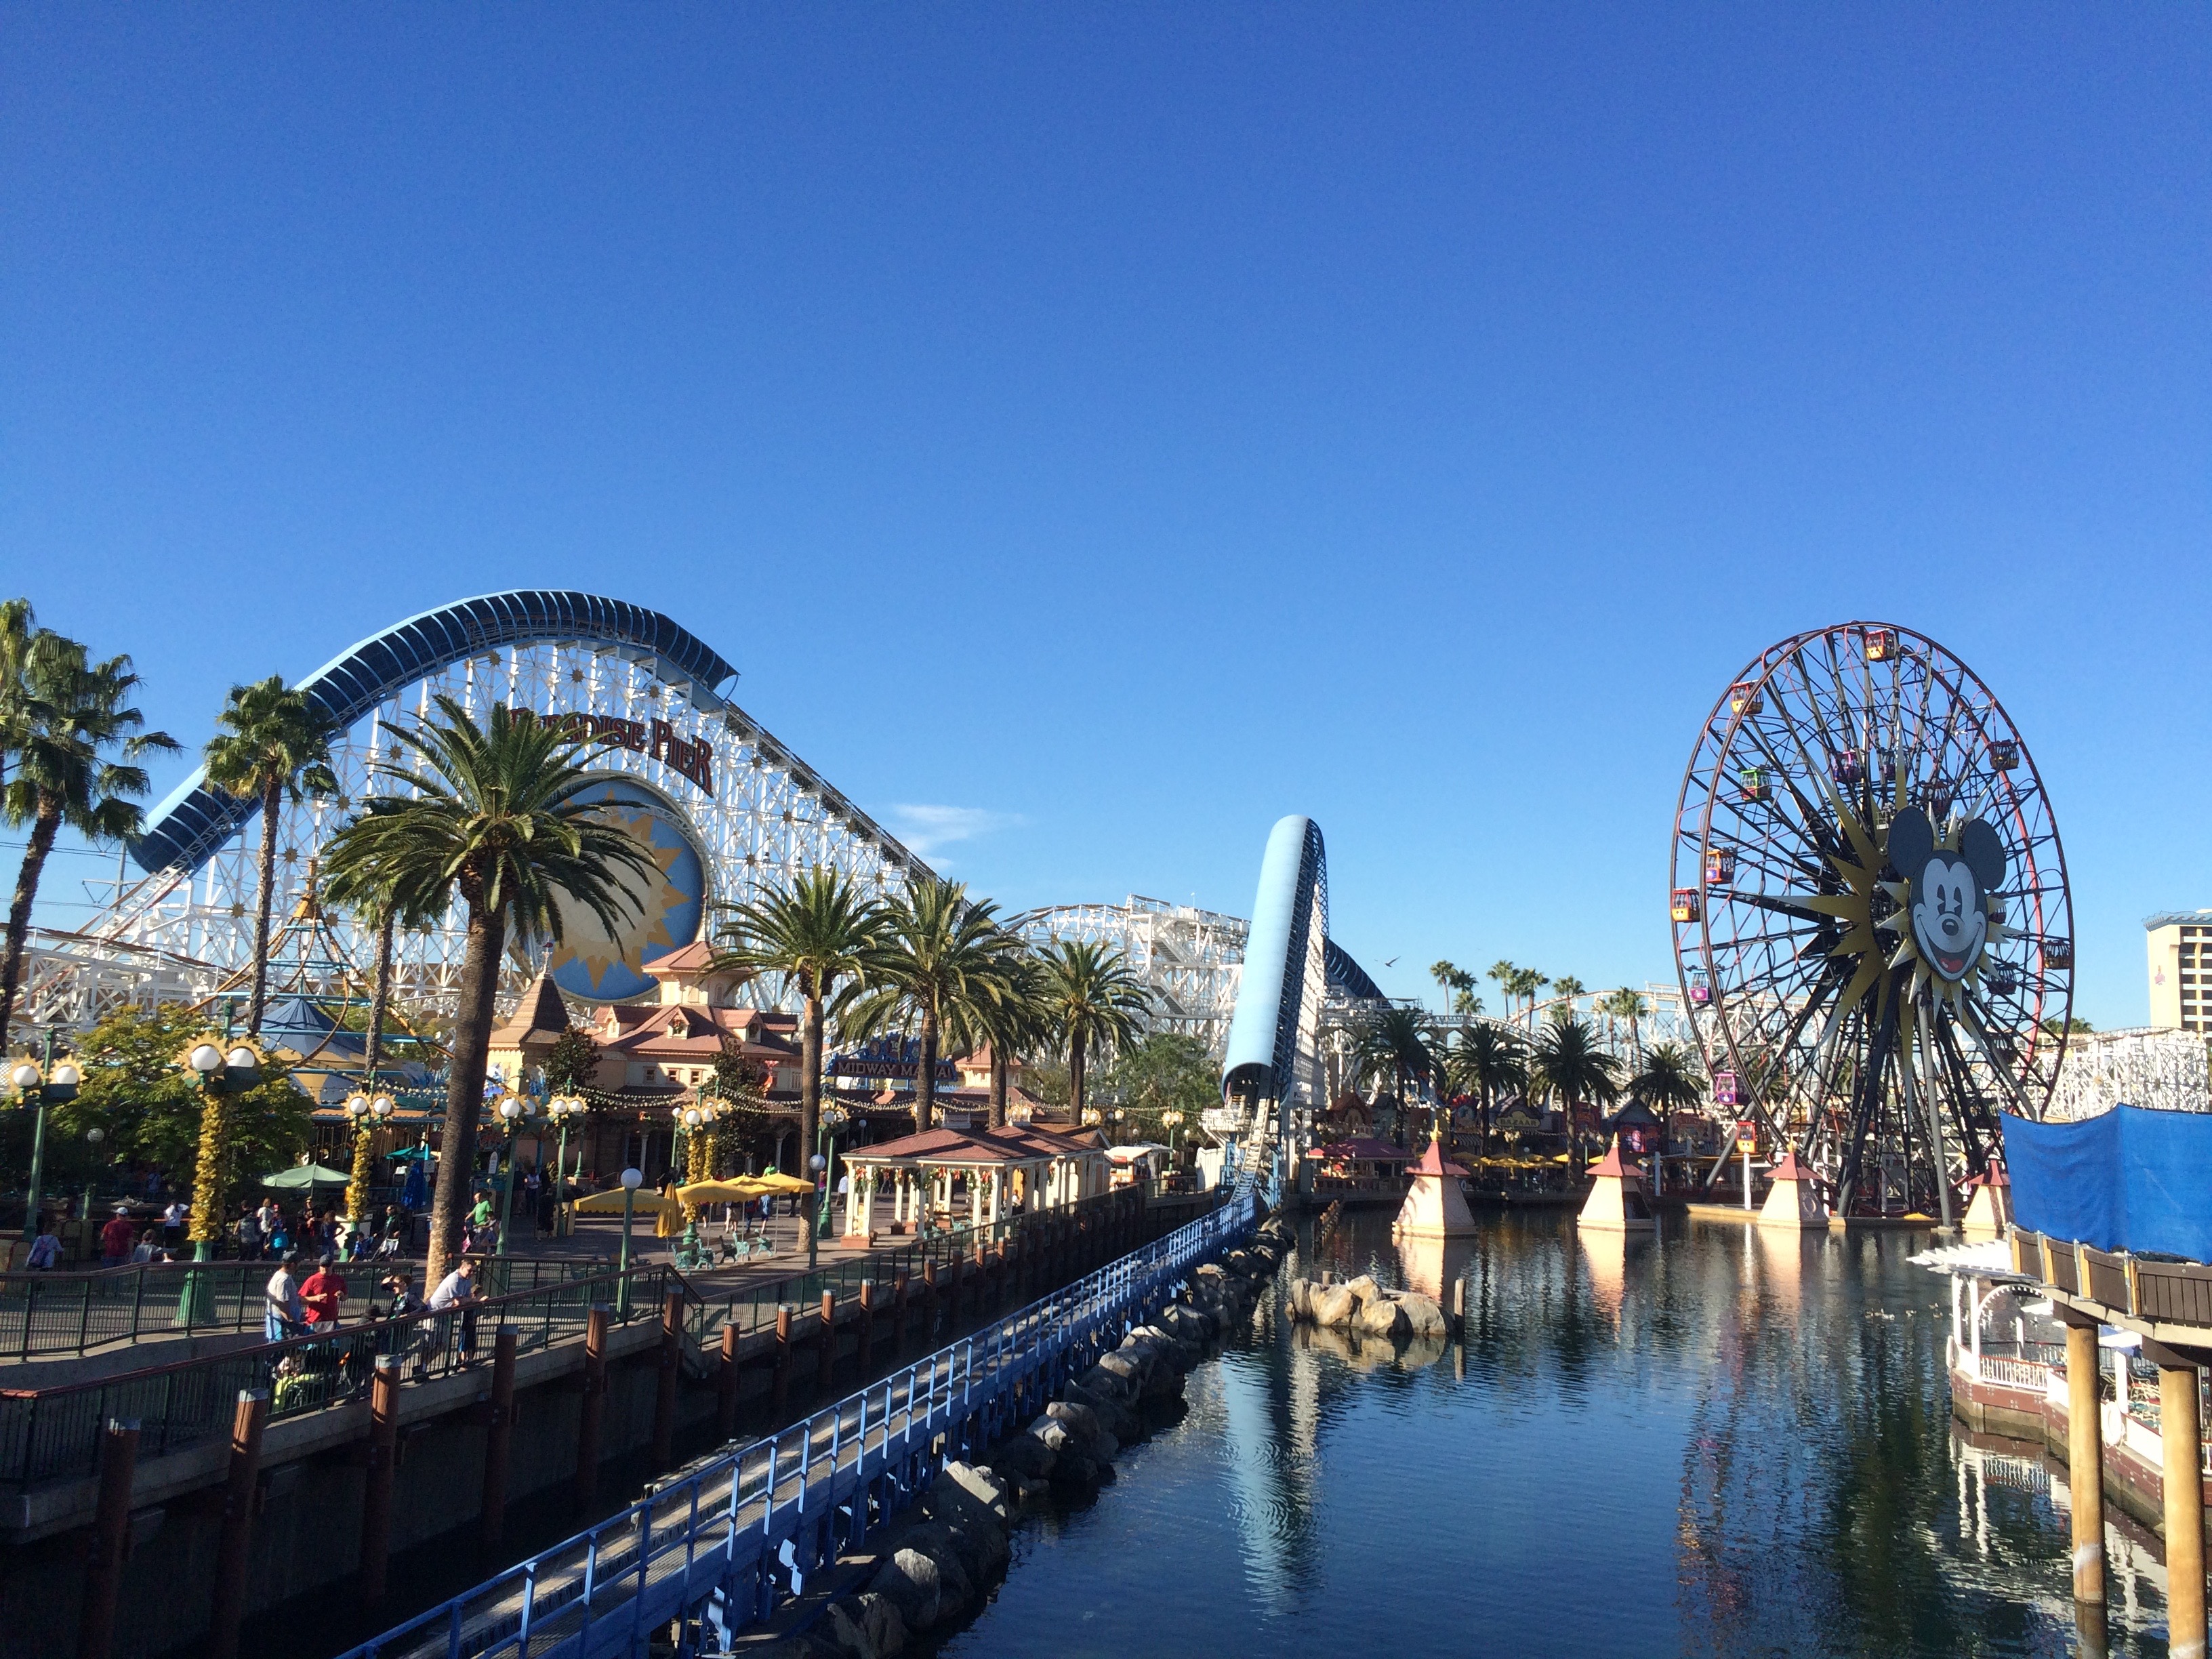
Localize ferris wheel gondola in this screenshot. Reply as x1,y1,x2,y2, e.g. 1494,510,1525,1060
1669,623,2072,1219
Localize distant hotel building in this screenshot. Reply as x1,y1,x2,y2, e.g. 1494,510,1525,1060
2148,912,2212,1035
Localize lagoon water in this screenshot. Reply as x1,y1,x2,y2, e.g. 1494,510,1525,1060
941,1211,2173,1658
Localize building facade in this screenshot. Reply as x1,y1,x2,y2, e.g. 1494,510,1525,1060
2146,911,2212,1034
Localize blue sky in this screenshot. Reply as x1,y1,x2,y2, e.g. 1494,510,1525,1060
3,6,2207,1030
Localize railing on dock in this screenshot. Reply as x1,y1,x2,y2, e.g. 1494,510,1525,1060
0,1265,662,1486
0,1252,613,1362
340,1182,1258,1659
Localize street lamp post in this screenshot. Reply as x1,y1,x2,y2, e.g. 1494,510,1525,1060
9,1033,80,1245
179,1037,262,1322
342,1091,396,1239
616,1166,642,1316
812,1105,849,1260
494,1094,536,1259
546,1094,587,1233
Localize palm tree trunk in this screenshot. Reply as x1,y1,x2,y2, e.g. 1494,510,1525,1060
363,905,396,1083
426,901,505,1287
1068,1031,1087,1123
0,795,60,1046
799,987,822,1181
914,1009,937,1133
245,775,282,1037
989,1050,1008,1130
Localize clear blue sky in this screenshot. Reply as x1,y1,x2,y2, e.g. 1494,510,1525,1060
3,7,2206,1031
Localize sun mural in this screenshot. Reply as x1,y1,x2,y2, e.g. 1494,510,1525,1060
543,778,708,1002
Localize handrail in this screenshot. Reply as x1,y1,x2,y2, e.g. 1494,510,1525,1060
342,1181,1254,1659
0,1265,670,1486
0,1251,617,1361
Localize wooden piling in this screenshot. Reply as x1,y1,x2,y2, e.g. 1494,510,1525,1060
209,1390,268,1659
771,1304,794,1420
922,1261,939,1337
716,1321,741,1440
2063,1315,2107,1606
575,1305,611,1510
817,1290,836,1393
893,1272,910,1351
357,1360,401,1607
856,1281,876,1373
76,1418,138,1659
653,1292,684,1469
2153,1348,2207,1658
478,1327,518,1553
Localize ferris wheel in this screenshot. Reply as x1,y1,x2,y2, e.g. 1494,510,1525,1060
1668,623,2074,1218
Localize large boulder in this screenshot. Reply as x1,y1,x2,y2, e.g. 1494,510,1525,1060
934,1461,1011,1524
869,1550,942,1631
1396,1292,1449,1339
990,1433,1054,1481
1343,1274,1382,1308
1045,1399,1099,1441
1286,1279,1315,1322
1029,1416,1073,1454
1096,1349,1146,1388
1353,1296,1408,1342
1309,1284,1359,1328
893,1523,976,1609
826,1594,907,1659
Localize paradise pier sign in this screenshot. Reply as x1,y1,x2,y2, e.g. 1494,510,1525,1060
552,711,716,796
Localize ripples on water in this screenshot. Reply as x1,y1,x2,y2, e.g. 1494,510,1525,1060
937,1211,2176,1658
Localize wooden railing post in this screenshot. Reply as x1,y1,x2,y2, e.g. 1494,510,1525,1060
478,1327,518,1553
76,1418,138,1659
771,1305,794,1420
892,1272,910,1352
653,1291,684,1469
574,1305,611,1510
921,1262,939,1338
817,1291,836,1393
856,1281,876,1374
357,1360,401,1607
211,1390,268,1657
716,1321,741,1441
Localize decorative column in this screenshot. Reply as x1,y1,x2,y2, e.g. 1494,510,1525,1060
2148,1339,2208,1659
2059,1307,2107,1607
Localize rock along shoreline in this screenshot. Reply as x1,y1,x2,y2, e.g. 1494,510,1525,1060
743,1210,1292,1658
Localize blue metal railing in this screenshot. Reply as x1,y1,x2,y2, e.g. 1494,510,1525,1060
343,1181,1256,1659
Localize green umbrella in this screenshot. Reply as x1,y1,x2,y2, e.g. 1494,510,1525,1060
262,1163,355,1190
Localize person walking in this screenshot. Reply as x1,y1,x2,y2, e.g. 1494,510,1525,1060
263,1252,306,1342
98,1206,135,1269
24,1221,61,1271
237,1204,262,1262
161,1197,186,1253
300,1252,348,1332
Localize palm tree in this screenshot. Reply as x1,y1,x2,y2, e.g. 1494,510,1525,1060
1629,1041,1703,1117
203,677,340,1037
1486,959,1517,1021
716,866,888,1176
1551,975,1586,1011
1,624,178,1044
958,945,1051,1130
1530,1011,1622,1181
1446,1021,1526,1153
321,697,655,1285
322,856,443,1225
1037,939,1150,1125
1354,1005,1439,1145
853,876,1015,1133
1599,987,1648,1060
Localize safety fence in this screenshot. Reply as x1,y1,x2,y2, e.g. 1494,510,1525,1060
677,1184,1156,1352
342,1181,1256,1659
0,1266,666,1486
0,1253,615,1363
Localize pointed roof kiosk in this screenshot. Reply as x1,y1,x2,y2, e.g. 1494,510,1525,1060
1960,1161,2013,1236
1393,1136,1479,1238
1758,1147,1829,1230
1577,1139,1658,1232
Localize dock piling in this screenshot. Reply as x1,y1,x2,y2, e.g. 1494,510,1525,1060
75,1418,138,1659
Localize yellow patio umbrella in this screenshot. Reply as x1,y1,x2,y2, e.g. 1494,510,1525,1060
571,1187,685,1218
746,1172,817,1194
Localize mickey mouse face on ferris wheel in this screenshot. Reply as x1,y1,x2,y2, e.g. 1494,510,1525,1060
1886,806,2005,985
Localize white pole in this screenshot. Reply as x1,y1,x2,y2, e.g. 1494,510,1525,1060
1742,1138,1753,1211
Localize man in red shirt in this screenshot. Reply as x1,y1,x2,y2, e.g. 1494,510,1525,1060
99,1208,135,1268
300,1252,348,1332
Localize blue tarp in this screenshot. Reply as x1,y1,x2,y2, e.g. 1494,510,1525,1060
2003,1105,2212,1264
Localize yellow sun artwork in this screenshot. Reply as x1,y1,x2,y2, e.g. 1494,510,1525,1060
547,800,701,999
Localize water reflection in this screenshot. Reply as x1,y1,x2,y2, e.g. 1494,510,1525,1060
941,1212,2173,1658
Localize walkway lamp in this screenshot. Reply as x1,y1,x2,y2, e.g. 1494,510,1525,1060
342,1092,395,1230
494,1093,536,1258
9,1033,79,1244
546,1094,588,1215
813,1104,849,1253
616,1166,643,1315
178,1034,263,1322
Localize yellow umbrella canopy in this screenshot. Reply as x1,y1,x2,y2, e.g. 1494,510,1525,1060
570,1187,686,1218
676,1175,817,1206
746,1172,817,1195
